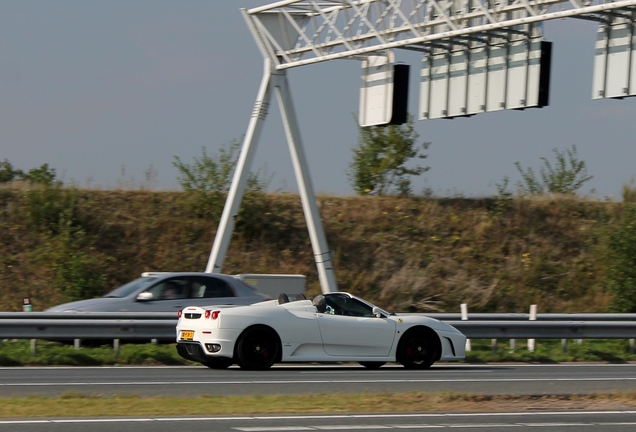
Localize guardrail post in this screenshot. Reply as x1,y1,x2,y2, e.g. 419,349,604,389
30,339,37,356
528,304,537,352
113,339,120,358
509,338,515,353
561,338,568,353
491,338,498,353
630,339,635,354
461,303,471,352
74,339,81,350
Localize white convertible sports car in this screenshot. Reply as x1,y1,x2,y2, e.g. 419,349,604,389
176,292,466,370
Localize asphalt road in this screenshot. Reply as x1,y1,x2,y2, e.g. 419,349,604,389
3,411,636,432
1,363,635,397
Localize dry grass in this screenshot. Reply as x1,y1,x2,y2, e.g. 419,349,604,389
0,187,622,313
1,391,635,418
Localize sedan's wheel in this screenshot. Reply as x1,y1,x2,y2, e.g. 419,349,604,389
359,362,386,369
203,358,233,369
396,328,439,370
236,326,280,370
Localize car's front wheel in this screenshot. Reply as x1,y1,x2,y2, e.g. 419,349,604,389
235,326,280,370
396,327,439,369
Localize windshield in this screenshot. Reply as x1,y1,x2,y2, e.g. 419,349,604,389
353,295,391,316
103,277,157,298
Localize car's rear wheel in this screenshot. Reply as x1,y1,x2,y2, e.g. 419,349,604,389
236,326,280,370
203,358,233,369
396,327,439,369
359,361,386,369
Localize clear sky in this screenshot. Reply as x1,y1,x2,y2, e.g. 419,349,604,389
1,1,635,198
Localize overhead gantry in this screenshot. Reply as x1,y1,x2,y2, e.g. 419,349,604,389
206,0,636,294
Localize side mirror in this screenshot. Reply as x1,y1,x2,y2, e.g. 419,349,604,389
136,292,154,302
372,306,383,318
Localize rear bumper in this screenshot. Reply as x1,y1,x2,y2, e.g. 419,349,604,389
177,342,233,363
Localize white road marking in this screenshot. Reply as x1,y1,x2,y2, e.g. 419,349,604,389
234,427,314,431
1,363,636,371
3,377,636,387
0,411,635,425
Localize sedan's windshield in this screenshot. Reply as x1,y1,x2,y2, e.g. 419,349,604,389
103,277,157,298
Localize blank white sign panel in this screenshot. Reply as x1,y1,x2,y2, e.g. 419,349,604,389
592,20,636,99
359,52,395,127
420,38,551,120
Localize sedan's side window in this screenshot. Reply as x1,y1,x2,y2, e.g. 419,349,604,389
191,277,235,298
143,279,189,300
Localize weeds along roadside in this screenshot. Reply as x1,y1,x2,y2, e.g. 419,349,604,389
1,185,636,314
0,339,635,367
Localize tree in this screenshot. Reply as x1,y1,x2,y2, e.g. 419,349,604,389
0,160,59,186
23,163,59,186
515,145,593,195
349,116,430,196
0,159,24,183
173,139,270,218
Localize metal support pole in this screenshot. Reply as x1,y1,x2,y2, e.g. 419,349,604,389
272,71,338,293
491,338,498,353
74,339,81,350
630,338,635,354
30,339,37,357
562,338,568,353
206,61,273,274
528,304,537,352
461,303,471,352
113,339,120,358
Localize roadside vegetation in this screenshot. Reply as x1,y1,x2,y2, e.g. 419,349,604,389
0,339,634,367
1,390,636,418
1,139,636,316
2,185,635,313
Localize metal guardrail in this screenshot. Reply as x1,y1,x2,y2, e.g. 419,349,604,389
0,312,636,340
404,313,636,321
449,321,636,339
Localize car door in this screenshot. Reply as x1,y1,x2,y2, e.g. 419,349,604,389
316,295,396,356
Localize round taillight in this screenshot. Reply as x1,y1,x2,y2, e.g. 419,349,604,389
204,310,211,319
177,310,182,319
211,311,220,320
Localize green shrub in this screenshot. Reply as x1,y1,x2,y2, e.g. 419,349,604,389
605,205,636,312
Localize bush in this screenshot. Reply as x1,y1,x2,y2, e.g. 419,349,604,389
515,145,593,195
605,205,636,312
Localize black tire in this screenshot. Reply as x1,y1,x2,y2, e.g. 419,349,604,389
203,358,233,369
235,326,280,370
359,361,386,369
396,327,439,370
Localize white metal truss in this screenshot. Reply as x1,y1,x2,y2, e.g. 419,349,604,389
244,0,636,69
208,0,636,295
205,59,338,293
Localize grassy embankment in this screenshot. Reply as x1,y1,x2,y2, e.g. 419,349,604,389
0,186,626,313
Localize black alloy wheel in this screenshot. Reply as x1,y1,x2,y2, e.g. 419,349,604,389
359,362,386,369
396,328,438,369
236,326,280,370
